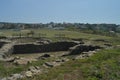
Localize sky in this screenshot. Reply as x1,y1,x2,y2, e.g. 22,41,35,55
0,0,120,24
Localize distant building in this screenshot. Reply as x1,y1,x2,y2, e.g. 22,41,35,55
109,31,115,33
47,25,53,29
53,27,65,30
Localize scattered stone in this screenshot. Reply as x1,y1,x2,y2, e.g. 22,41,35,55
34,66,40,70
13,57,37,65
116,45,120,47
38,53,51,60
41,54,51,58
4,57,15,62
69,44,101,55
44,62,61,68
14,56,20,60
104,43,112,47
95,49,100,51
44,62,54,67
28,66,42,75
55,59,62,62
1,78,7,80
10,73,24,79
74,55,83,60
60,52,69,57
25,71,33,77
62,58,69,62
14,59,29,65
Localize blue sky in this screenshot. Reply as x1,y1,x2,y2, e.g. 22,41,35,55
0,0,120,24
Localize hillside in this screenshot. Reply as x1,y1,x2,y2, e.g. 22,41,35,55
0,29,119,80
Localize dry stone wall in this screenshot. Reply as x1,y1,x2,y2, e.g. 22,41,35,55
13,41,78,54
0,42,6,48
0,41,16,60
69,44,101,55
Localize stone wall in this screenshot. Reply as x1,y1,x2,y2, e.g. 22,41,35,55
0,41,16,60
0,42,6,48
13,41,78,54
69,44,101,55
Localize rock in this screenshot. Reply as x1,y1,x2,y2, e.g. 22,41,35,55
104,43,112,47
34,66,40,70
38,53,51,60
14,59,29,65
4,57,15,62
62,58,69,62
44,62,54,67
69,44,101,55
0,55,4,61
28,66,41,75
1,78,7,80
41,54,51,58
95,49,100,51
13,57,37,65
44,62,61,68
28,66,36,71
60,52,69,57
116,45,120,47
6,77,14,80
74,55,83,60
55,59,62,62
25,71,33,77
10,73,24,79
14,56,20,60
82,54,89,58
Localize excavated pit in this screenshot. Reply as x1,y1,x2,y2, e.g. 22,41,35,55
13,41,78,54
0,39,102,56
69,45,102,55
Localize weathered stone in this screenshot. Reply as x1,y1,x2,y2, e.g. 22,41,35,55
0,55,4,60
104,43,112,47
69,44,101,55
44,62,61,68
4,57,15,62
34,66,40,70
14,59,29,65
14,56,20,60
74,55,83,60
1,77,7,80
41,54,51,58
28,66,41,75
55,59,62,62
116,45,120,47
6,77,14,80
28,66,36,71
10,73,24,79
62,58,69,62
25,71,33,77
44,62,54,67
